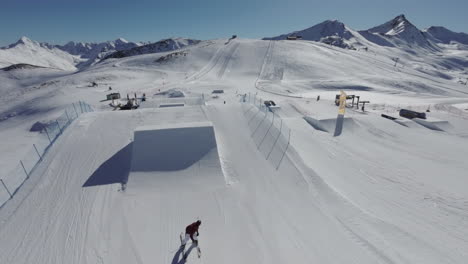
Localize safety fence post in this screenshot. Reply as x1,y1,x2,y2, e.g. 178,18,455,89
65,110,71,124
276,129,291,170
33,144,43,162
267,118,283,160
44,127,52,143
72,103,78,117
56,120,62,135
79,101,84,113
20,160,29,179
252,110,268,137
0,179,12,199
248,109,261,126
258,112,275,149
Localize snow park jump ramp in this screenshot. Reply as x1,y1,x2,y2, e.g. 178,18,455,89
127,121,225,191
303,115,358,134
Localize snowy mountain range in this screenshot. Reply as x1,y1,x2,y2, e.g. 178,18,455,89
264,14,466,51
0,37,199,71
101,38,201,61
264,20,360,49
1,14,467,72
55,38,143,68
0,37,79,71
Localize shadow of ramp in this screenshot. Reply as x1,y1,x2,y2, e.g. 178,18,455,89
303,116,329,132
128,122,225,191
131,123,216,171
83,143,132,187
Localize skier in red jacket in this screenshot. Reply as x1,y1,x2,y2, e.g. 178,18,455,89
181,220,201,247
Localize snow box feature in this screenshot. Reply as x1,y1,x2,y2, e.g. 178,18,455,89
128,122,225,190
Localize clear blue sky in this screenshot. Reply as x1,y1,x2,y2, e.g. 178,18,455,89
0,0,467,46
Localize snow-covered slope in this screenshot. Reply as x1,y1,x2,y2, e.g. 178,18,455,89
264,20,354,41
0,37,78,71
1,34,468,264
424,26,468,45
102,38,201,61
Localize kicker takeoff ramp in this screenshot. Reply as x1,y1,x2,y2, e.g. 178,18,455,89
128,122,225,190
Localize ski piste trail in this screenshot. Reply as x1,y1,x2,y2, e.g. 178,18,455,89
0,37,468,264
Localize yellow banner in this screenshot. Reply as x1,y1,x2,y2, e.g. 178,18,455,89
338,90,347,115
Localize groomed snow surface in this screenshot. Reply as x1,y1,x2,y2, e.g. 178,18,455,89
0,37,468,264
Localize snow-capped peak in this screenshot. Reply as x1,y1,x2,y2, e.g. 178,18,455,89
367,14,415,36
0,36,78,70
362,14,438,50
263,19,354,41
5,36,40,49
18,36,34,44
114,38,129,44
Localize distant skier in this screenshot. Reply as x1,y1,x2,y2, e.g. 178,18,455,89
181,220,201,248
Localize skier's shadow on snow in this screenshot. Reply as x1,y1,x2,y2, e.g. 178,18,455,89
82,143,132,187
171,244,197,264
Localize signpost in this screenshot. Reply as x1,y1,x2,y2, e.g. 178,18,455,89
334,91,347,137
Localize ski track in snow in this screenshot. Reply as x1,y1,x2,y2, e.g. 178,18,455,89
216,43,240,79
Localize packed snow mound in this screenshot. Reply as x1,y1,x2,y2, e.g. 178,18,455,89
102,38,200,61
0,37,78,71
264,20,358,49
424,26,468,45
361,15,438,50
